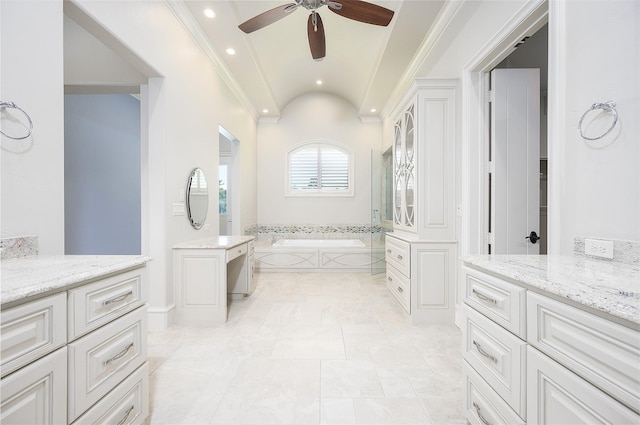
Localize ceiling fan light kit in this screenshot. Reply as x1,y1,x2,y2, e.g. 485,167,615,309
238,0,394,60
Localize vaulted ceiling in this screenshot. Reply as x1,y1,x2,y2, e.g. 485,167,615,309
65,0,449,118
178,0,446,118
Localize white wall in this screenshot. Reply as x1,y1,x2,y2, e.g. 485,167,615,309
551,0,639,253
1,0,65,255
384,0,639,256
257,93,381,225
71,0,258,328
2,0,257,330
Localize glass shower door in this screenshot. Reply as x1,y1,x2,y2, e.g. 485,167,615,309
371,148,393,275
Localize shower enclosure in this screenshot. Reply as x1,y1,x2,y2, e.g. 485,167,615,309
371,147,394,275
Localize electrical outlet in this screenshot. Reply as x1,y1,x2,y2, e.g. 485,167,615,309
585,238,614,259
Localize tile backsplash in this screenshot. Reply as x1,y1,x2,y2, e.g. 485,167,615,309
245,223,390,244
1,236,38,259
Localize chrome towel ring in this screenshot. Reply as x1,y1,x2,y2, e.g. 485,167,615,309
1,101,34,140
578,100,618,141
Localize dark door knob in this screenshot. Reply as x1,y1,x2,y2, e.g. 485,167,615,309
526,231,541,244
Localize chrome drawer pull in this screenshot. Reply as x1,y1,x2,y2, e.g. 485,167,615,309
117,405,135,425
472,340,497,364
397,286,403,293
388,276,392,281
104,342,134,366
473,402,493,425
397,254,403,260
472,289,497,305
103,291,133,306
387,249,392,254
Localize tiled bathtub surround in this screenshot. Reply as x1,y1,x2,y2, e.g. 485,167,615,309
574,237,640,266
0,236,38,259
245,224,389,245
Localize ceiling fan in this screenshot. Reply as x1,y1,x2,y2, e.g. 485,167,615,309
238,0,394,61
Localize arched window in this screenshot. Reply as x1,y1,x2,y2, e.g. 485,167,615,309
287,141,353,196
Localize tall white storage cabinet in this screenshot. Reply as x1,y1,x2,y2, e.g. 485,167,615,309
385,79,458,323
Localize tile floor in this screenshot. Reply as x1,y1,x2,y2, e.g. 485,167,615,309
147,272,465,425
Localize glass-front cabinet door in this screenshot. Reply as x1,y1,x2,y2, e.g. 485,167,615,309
403,105,415,229
392,102,416,232
393,121,403,226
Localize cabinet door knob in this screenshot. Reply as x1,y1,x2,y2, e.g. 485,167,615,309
397,254,403,260
397,286,403,293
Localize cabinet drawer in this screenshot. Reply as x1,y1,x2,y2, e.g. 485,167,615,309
463,304,526,417
1,292,66,377
1,346,67,425
385,236,410,277
464,362,524,425
527,345,639,424
464,267,526,338
227,243,247,263
68,267,147,341
68,307,147,422
527,291,640,413
386,265,410,313
72,363,149,425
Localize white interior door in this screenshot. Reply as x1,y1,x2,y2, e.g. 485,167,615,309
491,68,540,254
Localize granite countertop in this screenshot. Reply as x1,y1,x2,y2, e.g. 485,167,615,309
173,235,255,250
1,255,151,307
463,255,640,326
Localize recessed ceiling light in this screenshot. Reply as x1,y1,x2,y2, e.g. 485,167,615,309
203,8,215,18
316,80,323,85
370,108,377,113
226,48,236,55
262,109,269,114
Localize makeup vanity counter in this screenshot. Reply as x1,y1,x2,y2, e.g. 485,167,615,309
461,255,639,425
173,235,255,325
1,255,151,425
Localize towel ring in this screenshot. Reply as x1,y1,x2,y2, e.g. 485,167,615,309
0,101,34,140
578,101,618,141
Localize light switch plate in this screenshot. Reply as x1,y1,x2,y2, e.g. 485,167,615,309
172,202,185,216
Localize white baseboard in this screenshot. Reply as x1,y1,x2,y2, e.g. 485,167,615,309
454,304,462,329
147,303,175,331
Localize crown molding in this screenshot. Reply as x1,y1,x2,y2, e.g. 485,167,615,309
164,0,258,120
381,0,464,118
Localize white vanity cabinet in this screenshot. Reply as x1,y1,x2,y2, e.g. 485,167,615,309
0,258,150,425
391,79,457,241
1,346,68,425
462,260,640,425
386,79,458,323
173,236,255,325
385,234,457,323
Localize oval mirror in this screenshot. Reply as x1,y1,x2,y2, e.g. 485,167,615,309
186,167,209,229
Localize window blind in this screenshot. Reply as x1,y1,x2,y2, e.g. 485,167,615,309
289,145,350,192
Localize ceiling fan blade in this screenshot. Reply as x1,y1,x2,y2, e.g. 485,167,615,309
238,3,298,34
329,0,394,26
307,13,326,61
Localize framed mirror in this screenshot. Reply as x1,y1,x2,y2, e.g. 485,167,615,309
186,167,209,229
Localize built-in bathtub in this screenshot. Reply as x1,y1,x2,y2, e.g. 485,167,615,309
255,238,384,272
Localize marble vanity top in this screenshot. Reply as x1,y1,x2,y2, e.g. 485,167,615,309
173,235,254,250
463,255,640,327
1,255,150,307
